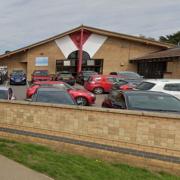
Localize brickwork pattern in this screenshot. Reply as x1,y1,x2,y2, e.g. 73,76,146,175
0,100,180,174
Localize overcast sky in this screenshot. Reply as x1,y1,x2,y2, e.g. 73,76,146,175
0,0,179,54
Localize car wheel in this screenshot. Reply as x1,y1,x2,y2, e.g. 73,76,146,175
93,87,104,94
76,96,88,106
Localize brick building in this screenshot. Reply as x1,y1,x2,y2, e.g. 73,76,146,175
0,25,173,80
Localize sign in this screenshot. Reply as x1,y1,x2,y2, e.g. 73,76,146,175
87,60,95,66
35,57,48,66
64,61,71,66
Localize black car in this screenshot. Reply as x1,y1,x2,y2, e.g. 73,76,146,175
76,71,98,85
10,70,26,85
102,90,180,113
55,71,75,86
31,87,76,105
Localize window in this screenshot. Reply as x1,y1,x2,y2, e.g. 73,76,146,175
136,82,155,90
127,93,180,112
107,77,117,83
164,83,180,91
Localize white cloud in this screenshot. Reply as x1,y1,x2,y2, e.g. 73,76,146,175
0,0,179,54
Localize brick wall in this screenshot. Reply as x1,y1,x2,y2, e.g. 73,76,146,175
0,100,179,175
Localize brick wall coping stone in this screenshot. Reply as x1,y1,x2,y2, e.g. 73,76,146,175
0,100,180,120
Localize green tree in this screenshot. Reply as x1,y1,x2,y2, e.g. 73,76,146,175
159,31,180,45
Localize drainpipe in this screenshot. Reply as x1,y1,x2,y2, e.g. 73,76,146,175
77,28,84,73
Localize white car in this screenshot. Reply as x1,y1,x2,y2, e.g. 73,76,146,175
135,79,180,100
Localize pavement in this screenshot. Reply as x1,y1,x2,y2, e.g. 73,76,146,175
0,155,53,180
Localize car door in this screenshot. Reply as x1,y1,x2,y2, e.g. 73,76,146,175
163,83,180,99
104,77,117,92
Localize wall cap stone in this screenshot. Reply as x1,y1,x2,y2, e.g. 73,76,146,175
0,99,180,120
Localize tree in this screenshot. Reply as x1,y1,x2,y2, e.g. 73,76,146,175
159,31,180,45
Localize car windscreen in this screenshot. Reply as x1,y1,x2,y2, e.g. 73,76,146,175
135,82,155,90
0,90,8,99
127,93,180,112
12,72,24,76
33,71,48,76
36,91,75,105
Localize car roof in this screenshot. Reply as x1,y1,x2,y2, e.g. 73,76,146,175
37,87,67,92
118,90,174,97
142,79,180,84
91,74,117,78
33,70,48,72
34,81,64,85
117,71,139,74
57,71,71,73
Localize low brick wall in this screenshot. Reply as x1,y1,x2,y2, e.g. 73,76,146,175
0,100,179,175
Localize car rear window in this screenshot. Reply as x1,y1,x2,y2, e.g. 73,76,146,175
36,91,75,105
164,83,180,91
136,82,155,90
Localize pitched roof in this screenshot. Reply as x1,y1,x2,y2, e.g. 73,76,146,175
0,25,174,59
130,47,180,62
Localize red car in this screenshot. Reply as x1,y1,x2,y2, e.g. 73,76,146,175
31,70,52,83
27,81,96,106
84,75,120,94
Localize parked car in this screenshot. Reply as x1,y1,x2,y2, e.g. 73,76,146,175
31,87,76,105
0,87,15,100
10,70,26,85
27,81,96,106
110,71,143,85
55,71,75,86
31,70,52,83
84,75,119,94
76,71,98,85
102,90,180,113
135,79,180,100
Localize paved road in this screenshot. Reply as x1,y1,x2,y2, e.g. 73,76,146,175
0,155,53,180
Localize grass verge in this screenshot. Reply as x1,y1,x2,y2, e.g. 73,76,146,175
0,138,179,180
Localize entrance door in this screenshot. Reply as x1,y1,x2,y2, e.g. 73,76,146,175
56,50,103,76
138,61,167,78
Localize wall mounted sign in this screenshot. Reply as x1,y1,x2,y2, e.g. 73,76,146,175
87,60,95,66
35,57,48,66
64,60,71,66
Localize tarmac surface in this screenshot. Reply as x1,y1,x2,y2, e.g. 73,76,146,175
0,155,53,180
